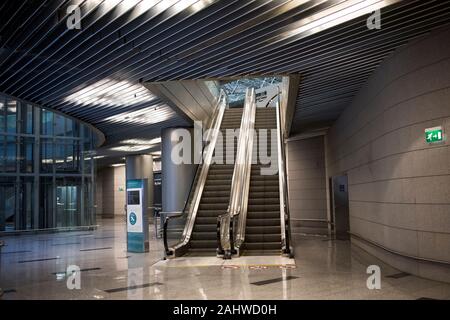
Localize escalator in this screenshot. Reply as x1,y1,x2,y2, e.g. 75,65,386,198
218,88,293,258
243,108,282,255
165,88,292,258
164,92,245,257
187,108,243,255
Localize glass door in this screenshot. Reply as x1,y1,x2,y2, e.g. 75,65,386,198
0,179,16,231
56,178,81,227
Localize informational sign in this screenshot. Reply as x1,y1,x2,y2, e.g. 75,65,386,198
126,179,149,253
255,85,279,108
425,126,444,144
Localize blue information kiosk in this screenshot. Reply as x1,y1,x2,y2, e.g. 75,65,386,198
126,179,149,253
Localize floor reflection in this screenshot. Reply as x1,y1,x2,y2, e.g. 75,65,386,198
0,219,449,300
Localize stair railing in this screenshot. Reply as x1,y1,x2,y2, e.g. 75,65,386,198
164,90,228,257
275,91,294,257
217,88,256,258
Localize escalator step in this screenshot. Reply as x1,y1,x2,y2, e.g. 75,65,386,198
190,240,217,249
246,226,281,234
198,203,228,211
241,249,281,256
246,186,279,192
191,232,217,241
197,210,227,217
247,204,280,211
248,191,279,198
246,211,280,218
244,242,281,251
247,198,280,205
202,191,231,197
246,218,280,227
245,234,281,243
203,185,233,191
193,224,217,232
196,217,219,225
246,180,279,187
201,196,230,203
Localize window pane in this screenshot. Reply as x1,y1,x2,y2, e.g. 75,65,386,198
6,99,17,134
66,117,79,137
41,109,54,135
0,97,5,132
22,104,34,134
18,177,34,230
55,139,80,173
0,134,5,172
20,137,34,173
54,113,65,136
40,138,53,172
40,177,54,228
5,136,17,172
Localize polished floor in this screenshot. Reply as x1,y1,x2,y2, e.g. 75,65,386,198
0,219,449,300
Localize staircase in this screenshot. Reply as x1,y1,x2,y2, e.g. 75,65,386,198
187,108,243,255
243,108,282,255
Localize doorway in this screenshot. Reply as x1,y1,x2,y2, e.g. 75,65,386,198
331,175,350,240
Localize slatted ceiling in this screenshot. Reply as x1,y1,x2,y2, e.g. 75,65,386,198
292,0,450,130
0,0,449,143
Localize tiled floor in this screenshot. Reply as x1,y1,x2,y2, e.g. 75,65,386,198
1,219,449,300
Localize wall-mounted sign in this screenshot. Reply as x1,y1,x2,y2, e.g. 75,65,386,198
425,126,444,144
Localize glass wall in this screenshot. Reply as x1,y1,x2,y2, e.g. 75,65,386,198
0,92,97,232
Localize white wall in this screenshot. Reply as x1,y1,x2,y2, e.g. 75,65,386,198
326,27,450,283
96,166,126,218
287,136,328,235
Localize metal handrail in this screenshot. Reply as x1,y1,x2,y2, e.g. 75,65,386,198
275,91,293,257
162,211,183,257
162,153,203,254
218,88,256,258
164,90,228,257
233,89,256,253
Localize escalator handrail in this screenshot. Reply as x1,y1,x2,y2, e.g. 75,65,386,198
275,91,293,256
232,89,256,251
166,90,228,256
218,88,256,255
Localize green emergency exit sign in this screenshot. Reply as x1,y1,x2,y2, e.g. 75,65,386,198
425,127,444,143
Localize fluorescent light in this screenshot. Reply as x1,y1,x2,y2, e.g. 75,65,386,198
63,78,155,108
103,104,175,125
268,0,402,48
109,145,154,152
119,137,161,145
111,163,125,167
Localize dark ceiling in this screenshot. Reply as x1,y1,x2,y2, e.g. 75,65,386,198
0,0,449,144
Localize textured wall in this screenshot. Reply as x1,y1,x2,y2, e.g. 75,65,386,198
287,136,328,235
97,166,126,218
326,27,450,282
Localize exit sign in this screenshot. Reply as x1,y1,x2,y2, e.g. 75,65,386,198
425,127,444,143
